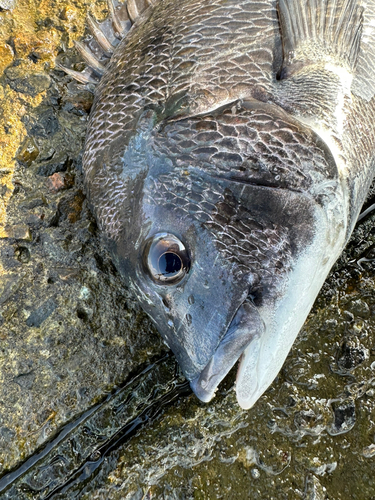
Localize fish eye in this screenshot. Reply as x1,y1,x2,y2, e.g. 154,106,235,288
143,233,190,284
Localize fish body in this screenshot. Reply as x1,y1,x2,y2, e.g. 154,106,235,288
82,0,375,408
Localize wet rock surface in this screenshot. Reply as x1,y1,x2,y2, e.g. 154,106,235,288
1,2,375,500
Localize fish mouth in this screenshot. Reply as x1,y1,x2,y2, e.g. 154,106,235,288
190,300,264,403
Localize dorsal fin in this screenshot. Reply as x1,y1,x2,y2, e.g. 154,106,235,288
58,0,154,85
74,40,107,75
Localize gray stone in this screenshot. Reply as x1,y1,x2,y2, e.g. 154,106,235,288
5,67,51,96
25,298,57,327
0,0,16,11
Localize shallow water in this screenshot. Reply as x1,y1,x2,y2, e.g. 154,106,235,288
0,1,375,498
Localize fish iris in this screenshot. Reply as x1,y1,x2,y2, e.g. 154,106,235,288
144,233,190,284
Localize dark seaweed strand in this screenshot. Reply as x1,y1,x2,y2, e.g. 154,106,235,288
0,404,103,495
0,359,158,495
44,380,192,499
0,354,190,499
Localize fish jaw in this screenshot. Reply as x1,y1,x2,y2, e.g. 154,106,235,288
188,186,347,407
236,203,346,409
190,300,264,402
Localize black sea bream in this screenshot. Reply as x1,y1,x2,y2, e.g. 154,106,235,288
71,0,375,408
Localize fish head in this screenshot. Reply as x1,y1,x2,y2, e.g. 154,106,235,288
88,100,346,408
111,145,260,386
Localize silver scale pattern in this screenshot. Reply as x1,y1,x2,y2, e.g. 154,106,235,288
83,0,279,240
144,104,337,291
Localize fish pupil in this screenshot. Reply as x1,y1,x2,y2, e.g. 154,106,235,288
158,252,182,277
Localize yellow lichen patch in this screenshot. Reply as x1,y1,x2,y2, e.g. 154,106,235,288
0,0,92,232
0,82,45,230
2,1,43,60
12,28,62,63
8,0,88,62
91,0,113,22
59,4,90,47
62,4,81,23
0,43,14,74
0,84,24,195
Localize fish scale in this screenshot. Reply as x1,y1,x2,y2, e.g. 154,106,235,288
155,108,333,192
150,170,290,284
63,0,375,408
84,0,280,238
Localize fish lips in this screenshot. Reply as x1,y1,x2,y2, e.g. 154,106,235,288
190,299,264,403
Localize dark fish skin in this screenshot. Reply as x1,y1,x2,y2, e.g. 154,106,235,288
83,0,375,408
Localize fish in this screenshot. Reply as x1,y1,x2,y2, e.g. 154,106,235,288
61,0,375,409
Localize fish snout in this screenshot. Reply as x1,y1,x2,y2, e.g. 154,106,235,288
190,300,264,403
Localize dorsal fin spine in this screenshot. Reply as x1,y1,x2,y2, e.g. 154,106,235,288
58,0,154,85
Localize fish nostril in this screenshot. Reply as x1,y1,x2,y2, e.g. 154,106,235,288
162,297,170,311
186,313,192,326
188,295,195,305
249,289,262,307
